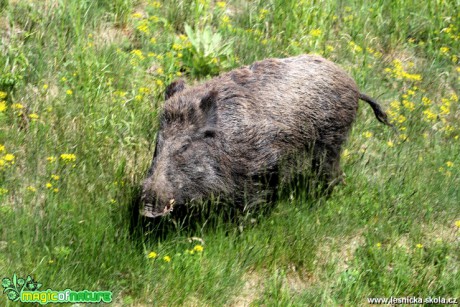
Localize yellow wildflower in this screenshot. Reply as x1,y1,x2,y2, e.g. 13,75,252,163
309,29,322,37
441,26,452,34
4,154,14,163
397,114,406,124
27,186,36,192
258,8,269,19
46,183,53,189
51,174,60,180
440,46,449,54
131,49,145,60
172,43,183,51
455,220,460,228
392,59,403,69
442,125,454,134
348,41,363,53
422,97,431,106
446,161,454,167
0,188,8,195
66,89,73,95
221,15,230,24
193,245,204,252
137,22,150,34
0,144,4,152
163,255,171,262
60,153,76,163
114,91,127,97
423,109,437,122
216,1,226,8
151,1,161,8
156,67,164,74
387,140,394,147
148,251,157,259
362,131,373,138
416,244,423,249
440,105,450,115
12,103,23,110
53,188,59,193
0,101,7,112
390,100,400,111
149,16,159,22
132,12,142,19
150,37,157,44
402,100,415,111
139,87,150,94
402,72,422,81
155,79,164,87
0,91,6,99
29,113,39,120
376,243,382,248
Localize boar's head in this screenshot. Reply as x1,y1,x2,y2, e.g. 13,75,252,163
141,80,231,218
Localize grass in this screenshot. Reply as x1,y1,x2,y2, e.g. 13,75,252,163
0,0,459,305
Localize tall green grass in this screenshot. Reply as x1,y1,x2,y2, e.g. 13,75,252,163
0,0,458,305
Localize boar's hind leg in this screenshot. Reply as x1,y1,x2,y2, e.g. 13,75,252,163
311,144,344,194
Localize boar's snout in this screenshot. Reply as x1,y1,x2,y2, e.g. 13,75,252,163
141,177,176,218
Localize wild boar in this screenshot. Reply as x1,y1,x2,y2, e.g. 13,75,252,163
141,54,390,218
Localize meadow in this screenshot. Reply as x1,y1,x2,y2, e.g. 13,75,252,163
0,0,459,305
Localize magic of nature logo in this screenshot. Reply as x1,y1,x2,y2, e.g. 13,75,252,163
2,274,112,304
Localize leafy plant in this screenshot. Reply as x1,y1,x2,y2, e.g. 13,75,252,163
182,24,234,78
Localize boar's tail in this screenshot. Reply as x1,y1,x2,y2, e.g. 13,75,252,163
359,93,393,127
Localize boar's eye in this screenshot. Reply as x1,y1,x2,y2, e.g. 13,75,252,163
203,129,216,138
177,143,190,155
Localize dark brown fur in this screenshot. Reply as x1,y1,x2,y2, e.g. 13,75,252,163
141,55,390,218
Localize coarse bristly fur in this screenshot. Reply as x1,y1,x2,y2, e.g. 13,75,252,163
141,54,391,218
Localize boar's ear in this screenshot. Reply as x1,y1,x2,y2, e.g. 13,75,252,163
165,79,186,100
199,90,218,126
